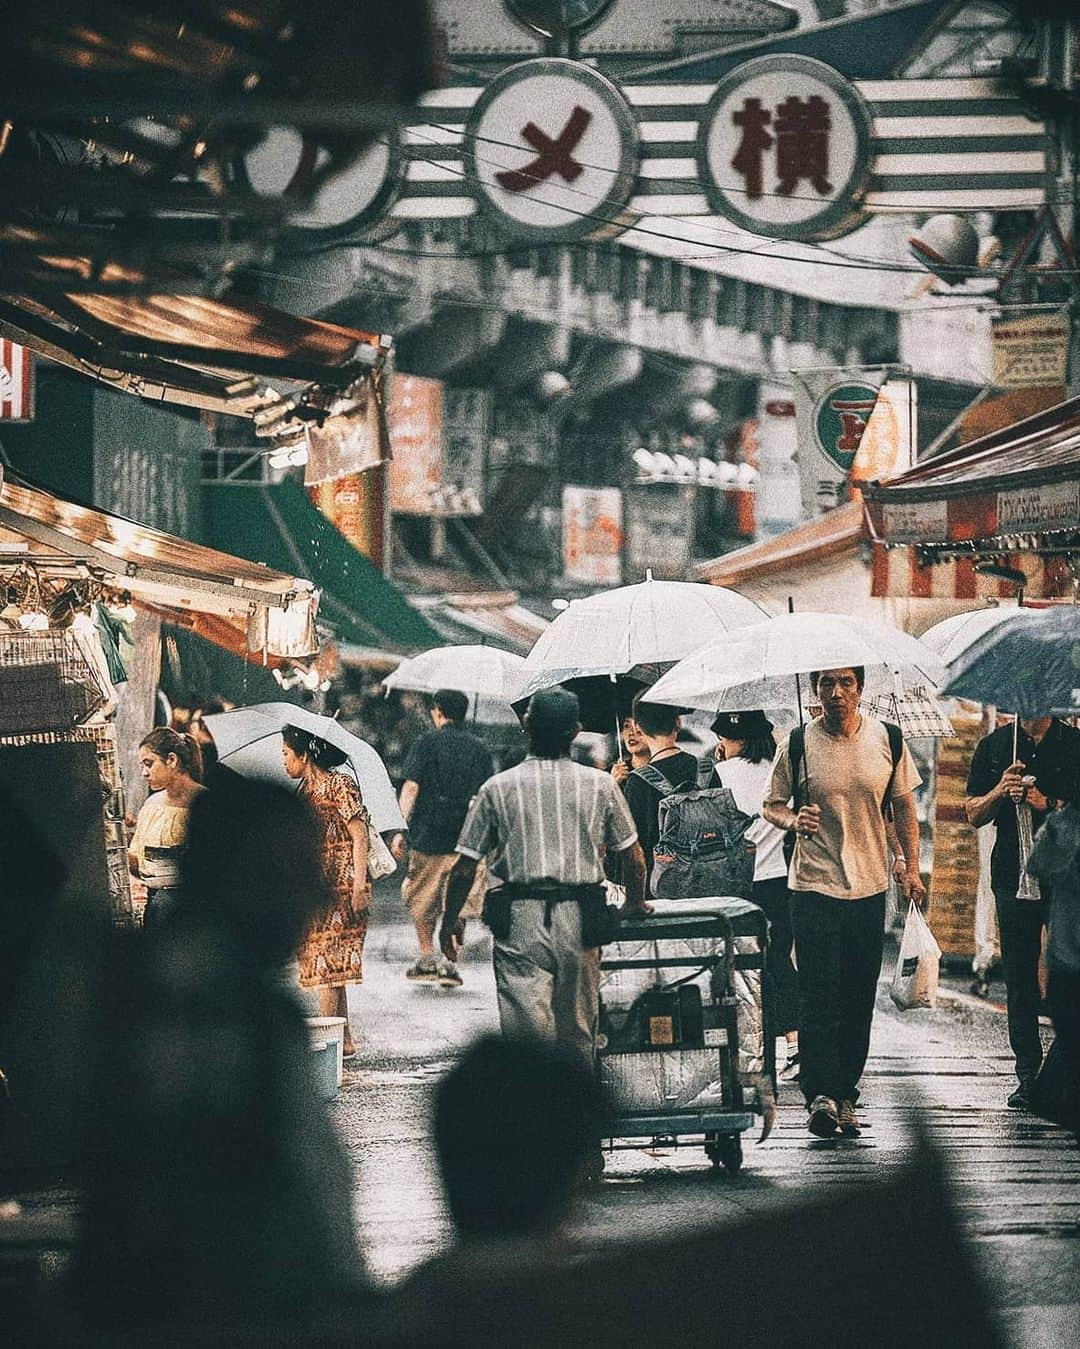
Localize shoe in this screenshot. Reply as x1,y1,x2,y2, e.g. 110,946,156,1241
779,1051,801,1083
807,1095,839,1137
405,956,440,982
1007,1081,1033,1111
437,960,463,988
969,976,991,999
837,1099,861,1137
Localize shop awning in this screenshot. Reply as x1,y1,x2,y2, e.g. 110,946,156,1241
863,396,1080,600
0,288,389,447
0,471,318,659
695,503,865,588
203,480,444,655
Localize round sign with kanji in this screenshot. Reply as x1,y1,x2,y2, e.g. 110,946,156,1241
464,58,638,243
697,55,872,242
240,126,402,239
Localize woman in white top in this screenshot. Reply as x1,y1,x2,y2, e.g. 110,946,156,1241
711,710,800,1079
128,727,206,928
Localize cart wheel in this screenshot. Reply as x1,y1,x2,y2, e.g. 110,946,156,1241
705,1133,743,1174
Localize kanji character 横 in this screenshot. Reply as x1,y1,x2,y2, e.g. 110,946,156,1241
774,94,832,197
731,97,773,201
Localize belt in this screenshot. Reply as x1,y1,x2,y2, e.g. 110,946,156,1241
498,881,605,927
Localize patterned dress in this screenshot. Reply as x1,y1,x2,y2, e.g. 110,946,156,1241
298,772,371,990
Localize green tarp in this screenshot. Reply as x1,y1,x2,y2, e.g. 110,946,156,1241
203,480,443,654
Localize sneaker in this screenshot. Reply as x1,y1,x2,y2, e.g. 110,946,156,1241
807,1095,839,1138
437,960,463,988
779,1051,801,1083
405,956,440,982
837,1099,861,1137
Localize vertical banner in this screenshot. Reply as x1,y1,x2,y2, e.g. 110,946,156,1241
849,377,917,496
792,365,891,516
388,373,444,515
753,383,800,536
623,483,696,581
310,470,385,567
562,485,623,585
443,386,491,507
0,341,34,421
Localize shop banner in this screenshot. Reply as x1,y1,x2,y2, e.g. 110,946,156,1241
562,485,623,586
849,377,917,496
991,308,1070,389
623,483,696,581
388,374,444,515
792,365,891,516
0,340,34,421
304,386,384,487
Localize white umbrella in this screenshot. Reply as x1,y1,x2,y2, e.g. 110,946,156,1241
383,645,526,725
204,702,405,833
918,606,1024,665
519,578,765,686
642,612,945,716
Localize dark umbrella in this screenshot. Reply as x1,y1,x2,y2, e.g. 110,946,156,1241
941,605,1080,718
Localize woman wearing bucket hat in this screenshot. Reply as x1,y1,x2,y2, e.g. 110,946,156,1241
711,710,800,1082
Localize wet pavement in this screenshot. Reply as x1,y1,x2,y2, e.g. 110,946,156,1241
339,883,1080,1348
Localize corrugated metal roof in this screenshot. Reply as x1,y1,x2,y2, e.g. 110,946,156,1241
864,396,1080,502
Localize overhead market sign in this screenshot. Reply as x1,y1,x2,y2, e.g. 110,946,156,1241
256,60,1047,244
698,56,872,241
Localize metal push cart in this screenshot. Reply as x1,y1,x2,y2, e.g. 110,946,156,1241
598,897,773,1175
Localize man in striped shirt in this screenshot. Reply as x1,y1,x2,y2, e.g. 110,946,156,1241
440,688,648,1065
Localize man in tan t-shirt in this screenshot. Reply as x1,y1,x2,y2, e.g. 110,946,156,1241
765,666,924,1140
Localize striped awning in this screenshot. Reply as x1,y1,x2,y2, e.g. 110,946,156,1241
863,396,1080,600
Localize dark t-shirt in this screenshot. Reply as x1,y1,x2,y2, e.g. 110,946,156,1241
966,720,1080,896
625,750,699,875
403,723,494,856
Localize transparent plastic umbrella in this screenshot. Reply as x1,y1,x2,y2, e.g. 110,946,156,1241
203,702,405,833
383,646,525,725
642,611,945,717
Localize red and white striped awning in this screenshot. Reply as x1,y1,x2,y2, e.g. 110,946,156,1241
863,396,1080,599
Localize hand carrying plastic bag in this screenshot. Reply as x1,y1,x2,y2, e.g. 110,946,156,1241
890,901,941,1010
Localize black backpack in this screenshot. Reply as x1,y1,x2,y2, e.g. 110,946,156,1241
783,721,904,865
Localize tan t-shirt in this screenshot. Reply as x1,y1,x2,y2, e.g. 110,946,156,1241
766,716,921,901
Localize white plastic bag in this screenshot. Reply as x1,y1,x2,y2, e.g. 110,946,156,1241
890,901,941,1010
366,821,397,880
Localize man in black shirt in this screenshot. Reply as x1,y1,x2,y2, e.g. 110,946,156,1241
399,689,493,988
966,715,1080,1109
624,694,699,887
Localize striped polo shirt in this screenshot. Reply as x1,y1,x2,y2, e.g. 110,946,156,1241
455,755,638,886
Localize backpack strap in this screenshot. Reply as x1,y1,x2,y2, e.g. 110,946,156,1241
632,762,678,795
882,720,904,815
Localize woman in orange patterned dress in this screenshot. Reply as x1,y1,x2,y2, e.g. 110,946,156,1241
282,725,371,1056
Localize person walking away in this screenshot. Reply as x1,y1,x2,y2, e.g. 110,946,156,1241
624,694,698,886
1028,790,1080,1139
281,726,370,1058
128,728,206,929
764,667,924,1139
965,714,1080,1109
439,688,649,1068
610,714,650,789
711,711,800,1081
398,689,494,988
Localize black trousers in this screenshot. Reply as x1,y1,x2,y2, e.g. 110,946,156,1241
994,890,1049,1084
791,890,886,1106
1046,968,1080,1137
753,876,798,1037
